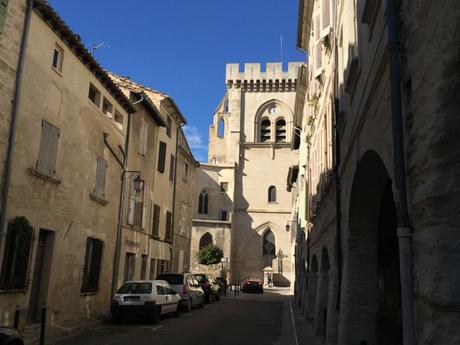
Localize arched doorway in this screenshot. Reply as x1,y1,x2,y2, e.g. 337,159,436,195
262,229,276,267
199,232,213,249
341,150,402,345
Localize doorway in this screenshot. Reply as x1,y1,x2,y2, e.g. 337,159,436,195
28,229,54,323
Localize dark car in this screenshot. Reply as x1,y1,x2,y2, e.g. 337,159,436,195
241,278,264,293
193,274,221,303
0,327,24,345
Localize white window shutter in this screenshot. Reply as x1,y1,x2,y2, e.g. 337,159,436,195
142,183,148,229
127,176,135,225
321,0,332,36
139,120,145,155
143,122,149,155
95,156,107,199
37,120,60,176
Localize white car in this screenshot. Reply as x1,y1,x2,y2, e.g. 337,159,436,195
156,273,205,312
111,280,181,323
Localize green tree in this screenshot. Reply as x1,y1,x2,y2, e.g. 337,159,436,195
196,245,223,265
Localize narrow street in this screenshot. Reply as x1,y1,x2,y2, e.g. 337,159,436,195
51,290,292,345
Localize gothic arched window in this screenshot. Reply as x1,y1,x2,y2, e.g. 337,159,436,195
199,232,213,249
260,119,271,142
223,99,229,112
268,186,277,203
198,190,208,214
263,229,276,256
275,119,286,142
218,118,225,137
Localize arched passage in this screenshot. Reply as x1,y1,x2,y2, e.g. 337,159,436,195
314,247,330,335
199,232,213,249
305,254,318,320
341,150,402,345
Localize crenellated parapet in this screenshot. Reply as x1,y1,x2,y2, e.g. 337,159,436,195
226,62,302,91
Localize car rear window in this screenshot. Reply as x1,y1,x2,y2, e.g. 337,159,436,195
194,274,207,283
117,282,152,294
156,274,184,285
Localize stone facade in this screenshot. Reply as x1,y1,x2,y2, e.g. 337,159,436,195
192,62,301,285
294,0,460,344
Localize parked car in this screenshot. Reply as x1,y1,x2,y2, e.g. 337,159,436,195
193,274,221,303
156,273,205,312
241,278,264,293
111,280,181,323
0,327,24,345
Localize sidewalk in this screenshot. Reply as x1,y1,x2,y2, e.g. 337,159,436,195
289,302,324,345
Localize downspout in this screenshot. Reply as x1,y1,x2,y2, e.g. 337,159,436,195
170,122,183,271
385,1,415,344
110,95,141,297
0,0,34,248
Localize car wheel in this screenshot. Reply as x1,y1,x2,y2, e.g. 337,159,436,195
174,304,180,317
151,306,161,324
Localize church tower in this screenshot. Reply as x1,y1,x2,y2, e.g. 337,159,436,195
192,62,301,286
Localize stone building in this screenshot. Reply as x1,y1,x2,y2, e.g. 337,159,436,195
191,62,301,285
294,0,460,344
0,0,134,328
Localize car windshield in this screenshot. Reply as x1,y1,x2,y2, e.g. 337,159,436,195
117,282,152,294
194,275,207,283
156,274,183,285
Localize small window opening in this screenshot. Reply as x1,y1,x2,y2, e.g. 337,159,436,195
88,83,101,107
52,44,64,72
217,118,225,137
260,119,271,142
102,98,114,118
275,119,286,142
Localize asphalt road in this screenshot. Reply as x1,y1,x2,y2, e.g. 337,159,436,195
52,289,292,345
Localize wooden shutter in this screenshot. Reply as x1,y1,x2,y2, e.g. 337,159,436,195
127,176,136,225
157,141,167,173
165,211,172,241
37,120,60,176
152,204,160,237
95,156,107,199
169,154,175,181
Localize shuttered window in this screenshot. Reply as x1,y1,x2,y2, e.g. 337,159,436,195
152,204,161,237
123,253,135,282
0,223,33,290
139,120,148,155
157,141,167,173
0,0,9,34
165,211,172,241
141,183,148,229
81,237,103,293
275,119,287,142
166,117,172,138
133,187,144,227
37,120,60,177
321,0,332,34
260,119,271,142
169,154,175,181
94,156,107,199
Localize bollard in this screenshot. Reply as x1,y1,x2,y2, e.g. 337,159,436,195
40,303,46,345
13,305,20,329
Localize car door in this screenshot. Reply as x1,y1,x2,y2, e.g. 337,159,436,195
164,284,178,312
185,275,197,305
155,283,168,314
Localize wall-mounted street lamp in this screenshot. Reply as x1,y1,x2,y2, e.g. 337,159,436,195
286,222,291,232
132,174,144,192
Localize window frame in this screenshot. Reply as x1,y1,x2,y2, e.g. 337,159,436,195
51,43,64,73
88,83,101,107
81,237,104,293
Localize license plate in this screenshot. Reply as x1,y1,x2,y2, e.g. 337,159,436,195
123,296,140,302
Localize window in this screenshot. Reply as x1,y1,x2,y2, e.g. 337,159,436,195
157,260,168,275
0,223,33,290
157,141,167,173
166,116,172,138
36,120,60,177
52,44,64,72
223,99,229,112
169,154,175,181
88,83,101,107
263,230,276,256
180,203,187,235
199,232,213,249
102,98,113,118
128,175,144,226
124,253,136,282
0,0,9,34
94,156,107,200
152,204,160,237
217,118,225,137
268,186,277,202
141,255,148,280
139,120,148,156
114,111,124,130
156,284,166,295
81,237,104,292
149,259,157,279
260,119,271,142
198,191,208,214
219,209,228,221
275,119,286,142
165,211,173,241
184,162,189,181
220,182,228,192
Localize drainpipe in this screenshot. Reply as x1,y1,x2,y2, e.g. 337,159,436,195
386,1,415,344
0,0,34,249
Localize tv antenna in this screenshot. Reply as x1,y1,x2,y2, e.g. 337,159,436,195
91,42,110,56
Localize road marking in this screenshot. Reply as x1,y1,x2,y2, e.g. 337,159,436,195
152,325,163,332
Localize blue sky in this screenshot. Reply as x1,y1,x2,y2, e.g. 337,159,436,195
48,0,305,162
